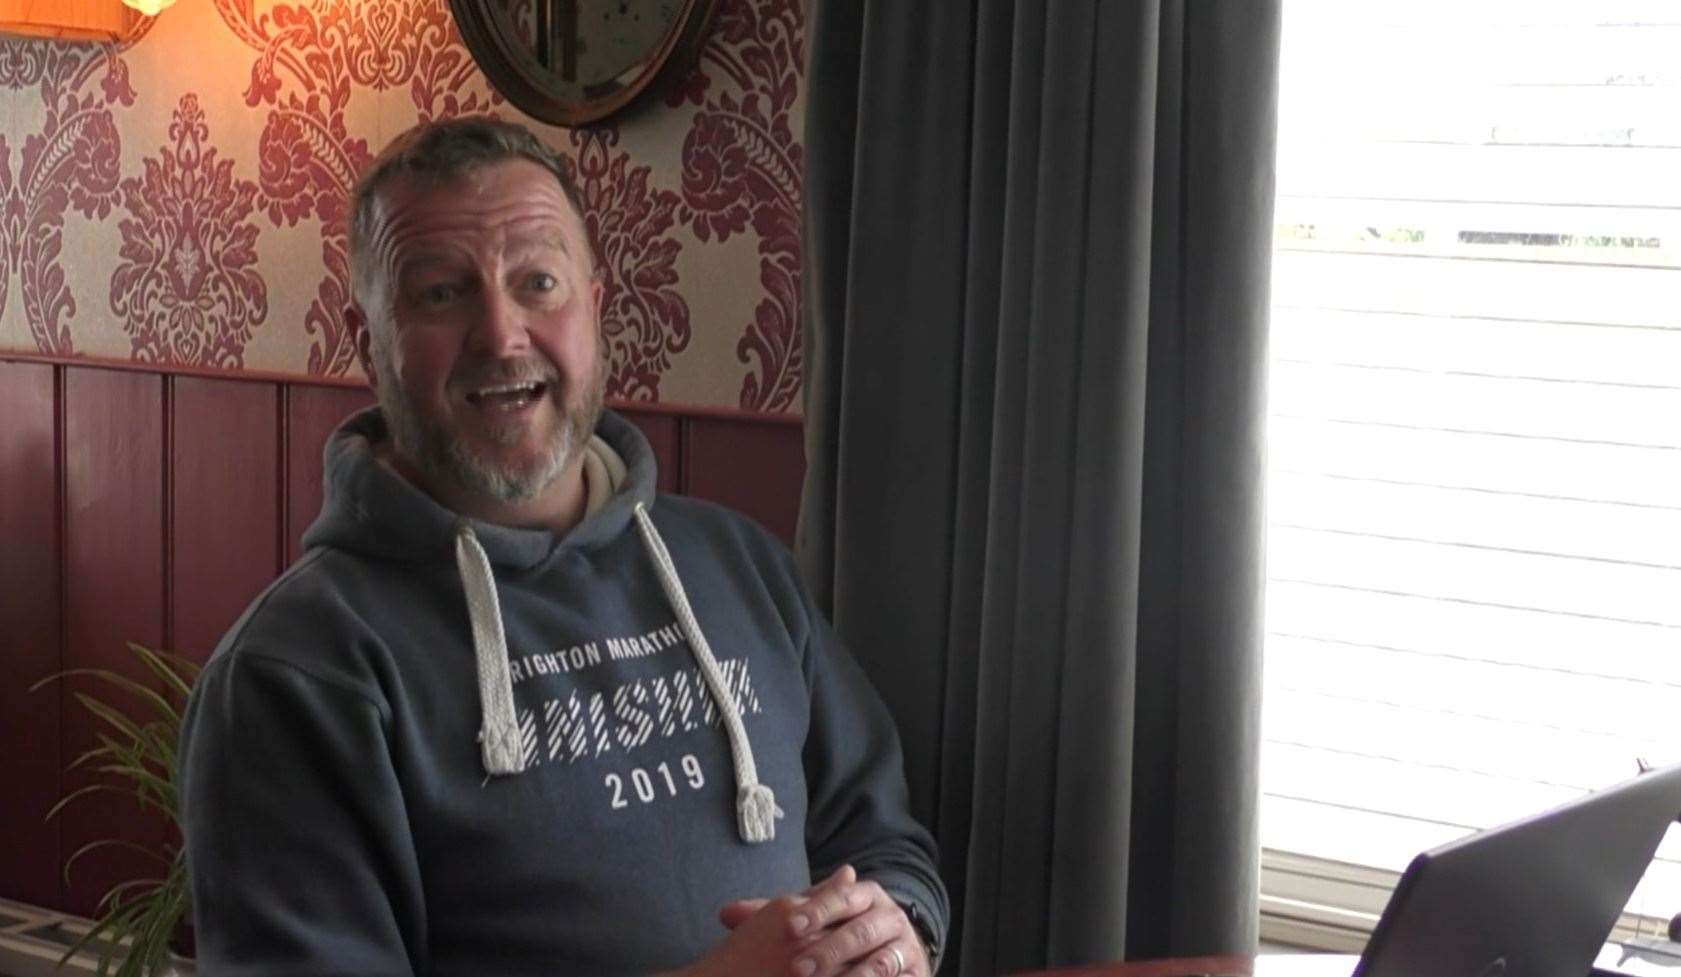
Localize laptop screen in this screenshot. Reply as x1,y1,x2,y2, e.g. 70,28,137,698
1354,764,1681,977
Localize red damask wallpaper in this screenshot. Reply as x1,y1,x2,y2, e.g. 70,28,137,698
0,0,805,411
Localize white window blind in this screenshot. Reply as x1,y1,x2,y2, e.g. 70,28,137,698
1260,0,1681,944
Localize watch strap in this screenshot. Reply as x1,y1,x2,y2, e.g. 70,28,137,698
896,898,941,971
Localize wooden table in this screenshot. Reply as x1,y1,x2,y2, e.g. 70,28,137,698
1009,953,1362,977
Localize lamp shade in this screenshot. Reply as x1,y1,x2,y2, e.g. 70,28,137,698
0,0,133,40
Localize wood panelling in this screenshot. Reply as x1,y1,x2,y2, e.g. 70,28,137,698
0,357,803,916
60,367,167,917
620,408,682,494
284,385,375,563
0,362,63,907
683,417,805,545
171,377,281,663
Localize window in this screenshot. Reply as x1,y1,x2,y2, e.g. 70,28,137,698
1260,0,1681,951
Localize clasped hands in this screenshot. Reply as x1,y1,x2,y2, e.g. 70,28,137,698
681,865,929,977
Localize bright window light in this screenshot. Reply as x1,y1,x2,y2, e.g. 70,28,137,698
1260,0,1681,944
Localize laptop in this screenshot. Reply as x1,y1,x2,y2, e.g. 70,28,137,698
1346,763,1681,977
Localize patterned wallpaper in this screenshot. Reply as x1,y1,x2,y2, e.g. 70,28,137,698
0,0,805,412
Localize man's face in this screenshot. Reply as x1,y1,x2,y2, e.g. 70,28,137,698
354,159,605,507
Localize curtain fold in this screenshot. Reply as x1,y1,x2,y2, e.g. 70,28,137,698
799,2,1279,973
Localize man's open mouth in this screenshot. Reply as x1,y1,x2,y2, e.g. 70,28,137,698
465,381,548,410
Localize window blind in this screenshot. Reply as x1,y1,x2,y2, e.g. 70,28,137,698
1260,0,1681,936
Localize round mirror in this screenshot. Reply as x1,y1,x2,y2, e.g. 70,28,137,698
450,0,719,126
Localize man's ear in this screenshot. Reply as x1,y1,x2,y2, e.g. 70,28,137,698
348,303,378,389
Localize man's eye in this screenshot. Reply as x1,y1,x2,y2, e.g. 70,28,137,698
523,272,573,304
421,283,461,306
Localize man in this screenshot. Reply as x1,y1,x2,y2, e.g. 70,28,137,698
178,117,947,977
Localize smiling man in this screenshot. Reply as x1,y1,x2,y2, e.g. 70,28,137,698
178,118,947,977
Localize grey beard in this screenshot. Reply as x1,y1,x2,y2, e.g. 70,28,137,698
437,418,576,503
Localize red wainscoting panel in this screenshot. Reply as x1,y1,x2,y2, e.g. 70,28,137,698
171,377,281,663
284,385,375,564
0,362,64,908
619,408,681,494
682,417,806,546
60,367,168,917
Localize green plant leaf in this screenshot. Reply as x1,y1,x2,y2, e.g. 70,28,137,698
65,742,122,772
130,642,199,704
59,895,141,974
87,762,174,806
147,724,178,771
36,667,179,724
44,782,120,823
66,783,176,826
61,857,187,977
86,729,162,779
126,877,180,977
49,743,177,822
74,694,153,749
44,643,195,977
63,840,168,884
97,876,166,914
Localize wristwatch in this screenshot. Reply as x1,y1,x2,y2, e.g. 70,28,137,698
896,898,941,971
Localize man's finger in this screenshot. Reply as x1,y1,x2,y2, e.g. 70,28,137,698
722,868,857,936
787,865,861,937
790,905,902,977
839,938,924,977
718,898,770,930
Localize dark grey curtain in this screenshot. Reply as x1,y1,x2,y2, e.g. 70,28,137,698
797,2,1279,974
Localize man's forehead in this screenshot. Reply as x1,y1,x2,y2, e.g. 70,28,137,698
369,160,587,253
389,218,573,258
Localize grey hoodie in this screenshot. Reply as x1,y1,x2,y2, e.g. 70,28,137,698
179,407,947,977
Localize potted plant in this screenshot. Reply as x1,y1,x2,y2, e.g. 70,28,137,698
33,642,200,977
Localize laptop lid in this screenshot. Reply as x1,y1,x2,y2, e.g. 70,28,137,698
1354,763,1681,977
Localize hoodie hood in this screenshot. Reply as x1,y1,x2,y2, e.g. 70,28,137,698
302,406,658,571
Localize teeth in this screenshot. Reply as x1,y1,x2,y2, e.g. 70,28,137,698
465,381,545,407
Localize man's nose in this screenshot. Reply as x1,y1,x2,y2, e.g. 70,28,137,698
469,288,532,358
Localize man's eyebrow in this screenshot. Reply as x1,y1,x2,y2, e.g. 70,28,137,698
394,251,462,278
507,227,572,256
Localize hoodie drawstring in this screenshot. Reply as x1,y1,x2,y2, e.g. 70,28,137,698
455,522,525,776
632,502,782,843
453,504,782,844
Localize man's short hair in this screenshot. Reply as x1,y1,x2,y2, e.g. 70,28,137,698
347,116,596,309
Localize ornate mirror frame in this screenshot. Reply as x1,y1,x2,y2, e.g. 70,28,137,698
449,0,719,126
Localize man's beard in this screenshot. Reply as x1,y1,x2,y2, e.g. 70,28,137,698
377,350,607,504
